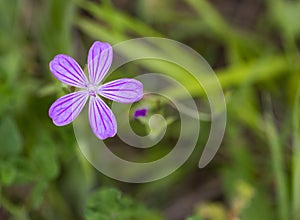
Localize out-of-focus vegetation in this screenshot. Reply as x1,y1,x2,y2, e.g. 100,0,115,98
0,0,300,219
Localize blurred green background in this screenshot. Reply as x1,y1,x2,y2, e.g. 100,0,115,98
0,0,300,219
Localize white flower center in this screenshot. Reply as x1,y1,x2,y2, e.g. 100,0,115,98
87,84,98,97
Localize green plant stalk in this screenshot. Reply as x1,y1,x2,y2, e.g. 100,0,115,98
75,16,291,99
292,83,300,220
186,0,232,39
75,0,162,38
185,0,262,50
265,112,290,220
162,54,290,99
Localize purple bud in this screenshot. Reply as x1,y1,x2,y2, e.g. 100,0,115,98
134,108,148,118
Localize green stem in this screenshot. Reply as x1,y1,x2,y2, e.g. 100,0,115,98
292,83,300,220
265,108,290,220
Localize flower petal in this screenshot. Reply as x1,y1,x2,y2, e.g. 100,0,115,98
49,91,88,126
98,79,143,103
89,95,117,140
88,41,113,85
49,54,88,88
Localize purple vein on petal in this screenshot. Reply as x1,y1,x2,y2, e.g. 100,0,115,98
96,49,110,82
54,93,85,116
88,96,117,140
52,70,81,87
90,97,100,133
49,91,88,126
88,42,113,85
93,48,102,84
99,92,139,101
99,78,143,104
49,91,87,118
95,97,105,130
50,54,88,88
60,97,86,125
57,66,80,87
99,98,114,126
100,81,128,88
64,58,87,84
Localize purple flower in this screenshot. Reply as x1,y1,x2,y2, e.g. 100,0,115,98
134,108,148,118
49,41,143,140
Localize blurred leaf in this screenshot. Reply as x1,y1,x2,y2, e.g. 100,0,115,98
164,54,289,99
186,0,231,39
76,0,162,39
0,116,22,157
0,0,19,48
38,84,60,97
38,0,74,62
269,0,300,38
0,49,22,84
28,181,48,209
76,17,127,44
280,2,300,37
137,0,175,24
186,0,265,63
0,161,16,186
13,157,36,184
228,87,263,136
32,134,58,180
85,188,163,220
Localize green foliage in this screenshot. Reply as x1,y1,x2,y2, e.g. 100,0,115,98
0,0,300,219
292,84,300,219
85,188,163,220
0,117,22,157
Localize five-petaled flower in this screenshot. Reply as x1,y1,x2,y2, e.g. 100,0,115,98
49,41,143,140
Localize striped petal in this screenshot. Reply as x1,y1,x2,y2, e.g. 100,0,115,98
88,41,113,85
98,78,143,103
49,55,88,88
49,91,88,126
89,96,117,140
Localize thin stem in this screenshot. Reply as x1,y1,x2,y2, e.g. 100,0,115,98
292,83,300,220
264,97,290,220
